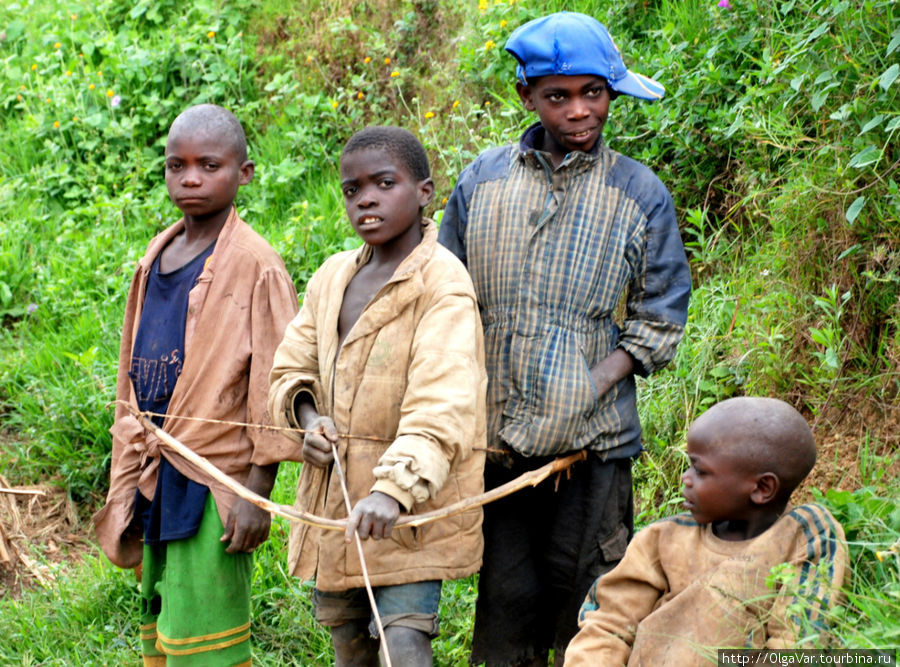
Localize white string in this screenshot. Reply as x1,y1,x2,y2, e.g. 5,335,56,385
330,442,394,667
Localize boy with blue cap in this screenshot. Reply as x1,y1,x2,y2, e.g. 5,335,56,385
438,12,691,666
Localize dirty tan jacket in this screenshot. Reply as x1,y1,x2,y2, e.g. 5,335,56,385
268,220,486,591
564,504,848,666
93,208,299,568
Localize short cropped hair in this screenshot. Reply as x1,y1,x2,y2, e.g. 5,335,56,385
168,104,248,162
341,126,430,181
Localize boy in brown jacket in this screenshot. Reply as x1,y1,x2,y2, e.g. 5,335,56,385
268,126,487,666
564,397,848,666
93,104,299,665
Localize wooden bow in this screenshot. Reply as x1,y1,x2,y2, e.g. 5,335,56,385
126,405,588,531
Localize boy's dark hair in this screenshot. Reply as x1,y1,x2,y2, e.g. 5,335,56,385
168,104,249,162
341,126,430,181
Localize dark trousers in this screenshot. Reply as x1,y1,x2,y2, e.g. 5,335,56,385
470,452,634,666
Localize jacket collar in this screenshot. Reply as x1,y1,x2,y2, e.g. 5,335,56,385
137,206,240,277
351,217,437,283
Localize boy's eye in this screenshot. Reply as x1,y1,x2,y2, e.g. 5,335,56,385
379,179,395,188
204,163,219,170
547,93,565,103
586,86,606,97
166,162,182,171
342,186,357,197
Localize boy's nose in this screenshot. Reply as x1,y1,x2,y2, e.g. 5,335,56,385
181,168,202,187
681,470,692,487
567,97,590,119
358,187,377,207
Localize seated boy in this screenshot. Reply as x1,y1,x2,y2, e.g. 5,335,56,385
93,104,299,665
564,396,848,666
268,126,487,666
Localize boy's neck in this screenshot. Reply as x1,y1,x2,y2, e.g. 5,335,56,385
181,205,233,245
712,504,787,541
367,217,424,271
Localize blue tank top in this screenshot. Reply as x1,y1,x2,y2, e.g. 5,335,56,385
130,240,215,544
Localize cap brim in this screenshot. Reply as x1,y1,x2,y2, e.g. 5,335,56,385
609,71,665,101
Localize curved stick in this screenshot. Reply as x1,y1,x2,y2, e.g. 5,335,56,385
128,407,587,531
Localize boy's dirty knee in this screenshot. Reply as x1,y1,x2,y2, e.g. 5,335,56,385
384,626,433,666
332,620,380,667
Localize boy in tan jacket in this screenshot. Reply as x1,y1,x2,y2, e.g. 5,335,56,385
268,126,486,666
564,397,848,666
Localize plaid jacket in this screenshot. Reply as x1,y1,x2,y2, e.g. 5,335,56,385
439,123,690,458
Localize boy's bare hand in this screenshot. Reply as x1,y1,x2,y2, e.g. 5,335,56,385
302,415,339,466
345,491,401,542
221,498,272,554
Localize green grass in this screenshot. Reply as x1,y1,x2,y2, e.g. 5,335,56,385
1,0,898,662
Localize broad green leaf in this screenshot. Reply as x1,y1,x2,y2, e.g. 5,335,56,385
5,19,25,41
845,196,866,224
848,145,882,168
811,90,829,112
806,23,830,44
879,64,899,91
886,117,900,132
859,115,884,135
888,29,900,56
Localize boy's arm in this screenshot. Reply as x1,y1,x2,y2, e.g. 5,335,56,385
564,526,668,667
223,264,299,553
437,177,471,266
618,181,691,377
765,505,849,649
267,270,325,446
248,265,301,465
369,281,486,511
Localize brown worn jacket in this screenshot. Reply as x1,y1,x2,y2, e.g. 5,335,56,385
268,220,486,591
93,208,299,568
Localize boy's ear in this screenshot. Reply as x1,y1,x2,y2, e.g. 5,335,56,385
516,81,537,112
239,160,255,186
417,177,435,209
749,472,780,505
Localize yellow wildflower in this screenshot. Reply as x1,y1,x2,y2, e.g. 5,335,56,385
70,14,77,20
73,116,78,122
384,57,391,65
424,111,435,119
31,63,37,70
65,70,72,76
96,71,102,77
306,54,314,63
16,94,22,101
89,83,95,90
357,91,364,99
500,19,507,28
441,197,448,205
207,31,215,38
390,70,399,78
364,56,371,64
452,100,460,109
107,89,114,97
331,100,339,109
20,85,25,91
54,42,61,49
53,121,60,128
484,100,491,106
485,40,496,50
478,0,488,12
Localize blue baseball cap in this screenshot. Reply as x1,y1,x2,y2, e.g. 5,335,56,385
505,12,665,101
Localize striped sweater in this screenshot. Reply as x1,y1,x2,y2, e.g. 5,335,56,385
564,503,848,666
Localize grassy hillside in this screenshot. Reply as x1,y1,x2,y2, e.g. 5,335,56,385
0,0,898,663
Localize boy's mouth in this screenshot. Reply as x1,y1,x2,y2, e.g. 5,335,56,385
358,215,382,227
